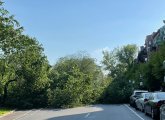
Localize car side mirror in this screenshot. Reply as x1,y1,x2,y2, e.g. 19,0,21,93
133,95,137,98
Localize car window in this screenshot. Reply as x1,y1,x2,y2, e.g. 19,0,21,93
139,94,143,98
149,94,153,100
145,94,150,99
157,93,165,99
135,92,143,97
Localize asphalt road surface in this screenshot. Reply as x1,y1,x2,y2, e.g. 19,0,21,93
0,104,153,120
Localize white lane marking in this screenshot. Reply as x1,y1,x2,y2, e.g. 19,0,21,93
84,113,90,118
29,108,43,116
14,110,33,120
124,104,145,120
14,109,42,120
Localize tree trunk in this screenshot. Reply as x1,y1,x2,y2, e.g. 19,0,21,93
2,79,17,105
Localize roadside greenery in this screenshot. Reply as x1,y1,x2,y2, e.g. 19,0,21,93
48,55,109,108
100,43,165,103
130,43,165,91
0,108,11,116
0,1,50,108
100,44,138,103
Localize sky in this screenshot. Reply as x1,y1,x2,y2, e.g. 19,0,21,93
3,0,165,65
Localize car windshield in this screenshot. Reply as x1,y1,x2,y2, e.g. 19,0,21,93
157,93,165,99
135,92,143,97
144,94,150,99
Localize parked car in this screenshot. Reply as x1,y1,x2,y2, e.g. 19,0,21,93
160,104,165,120
144,92,165,119
130,90,148,108
135,92,151,112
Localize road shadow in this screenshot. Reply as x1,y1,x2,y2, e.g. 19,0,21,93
44,105,104,120
44,104,152,120
46,112,100,120
45,105,119,120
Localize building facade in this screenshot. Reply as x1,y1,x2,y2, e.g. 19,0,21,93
138,21,165,63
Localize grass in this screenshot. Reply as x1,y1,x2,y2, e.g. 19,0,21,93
0,108,12,116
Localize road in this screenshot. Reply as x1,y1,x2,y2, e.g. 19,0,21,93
0,104,152,120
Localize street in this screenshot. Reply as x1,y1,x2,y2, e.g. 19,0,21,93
0,104,152,120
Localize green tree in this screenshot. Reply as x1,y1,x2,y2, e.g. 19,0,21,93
101,44,138,103
0,2,50,108
48,54,108,108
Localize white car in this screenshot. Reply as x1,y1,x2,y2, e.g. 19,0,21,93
135,92,151,111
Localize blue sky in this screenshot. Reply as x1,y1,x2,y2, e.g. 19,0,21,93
4,0,165,65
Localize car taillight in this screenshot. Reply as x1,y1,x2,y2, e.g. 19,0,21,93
156,101,164,107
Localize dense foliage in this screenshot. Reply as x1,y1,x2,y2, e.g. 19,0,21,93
0,1,50,108
129,43,165,91
0,2,108,108
48,55,109,108
101,44,138,103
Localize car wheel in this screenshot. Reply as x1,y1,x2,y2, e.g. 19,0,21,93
141,105,144,112
135,105,138,110
140,104,143,112
142,107,144,112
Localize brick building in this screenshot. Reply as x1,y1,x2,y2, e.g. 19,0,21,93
138,21,165,63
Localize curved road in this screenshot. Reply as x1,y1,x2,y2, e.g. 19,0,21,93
0,104,152,120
